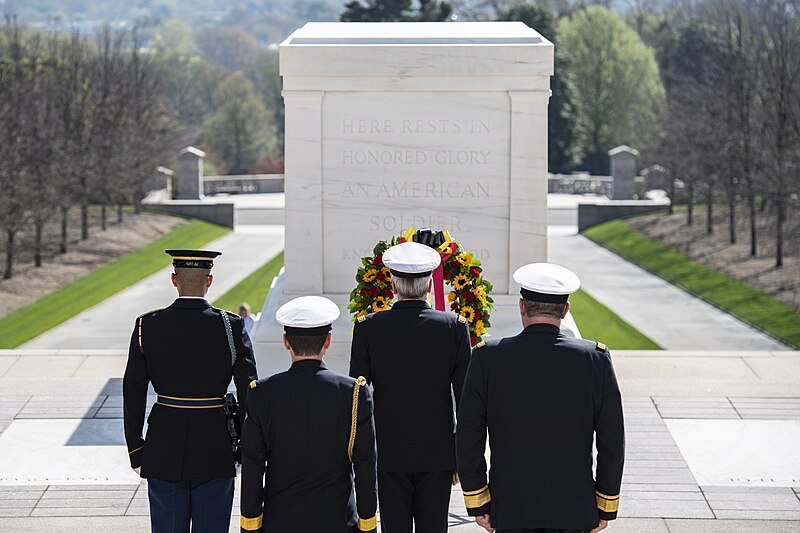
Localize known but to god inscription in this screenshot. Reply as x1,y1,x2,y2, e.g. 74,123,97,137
321,93,511,293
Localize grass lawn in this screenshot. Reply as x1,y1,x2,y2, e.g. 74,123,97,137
213,252,284,314
569,289,662,350
584,219,800,349
0,219,229,348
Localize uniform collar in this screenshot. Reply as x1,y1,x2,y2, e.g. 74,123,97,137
391,299,430,310
170,297,211,310
521,323,561,335
290,359,326,371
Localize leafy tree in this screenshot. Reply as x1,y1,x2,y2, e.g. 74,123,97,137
202,72,274,174
151,19,194,54
496,1,578,172
194,26,259,71
558,5,665,173
341,0,452,22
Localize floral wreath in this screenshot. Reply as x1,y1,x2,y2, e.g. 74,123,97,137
348,227,494,346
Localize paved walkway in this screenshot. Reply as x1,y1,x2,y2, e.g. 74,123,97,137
546,213,788,351
23,225,284,350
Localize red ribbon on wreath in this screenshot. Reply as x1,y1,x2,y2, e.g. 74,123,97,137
402,228,456,311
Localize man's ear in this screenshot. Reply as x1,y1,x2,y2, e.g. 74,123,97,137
206,274,213,289
323,332,332,350
427,278,433,294
562,301,570,319
171,272,178,288
519,298,525,318
282,334,292,354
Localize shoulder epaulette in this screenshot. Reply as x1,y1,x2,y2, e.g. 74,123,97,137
137,307,164,319
357,314,367,323
475,340,486,348
596,342,607,351
457,315,467,325
213,307,241,318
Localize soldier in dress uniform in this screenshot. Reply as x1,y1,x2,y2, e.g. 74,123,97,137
123,249,259,533
239,296,378,533
456,263,625,533
349,241,472,533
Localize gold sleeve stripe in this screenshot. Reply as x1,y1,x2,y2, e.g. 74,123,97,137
358,515,377,530
596,490,620,513
240,514,263,530
128,445,144,455
463,485,489,496
463,486,491,509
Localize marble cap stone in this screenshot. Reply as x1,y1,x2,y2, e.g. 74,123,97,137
513,262,580,304
383,241,441,278
276,296,341,336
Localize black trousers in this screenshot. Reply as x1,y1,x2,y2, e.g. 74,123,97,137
378,471,452,533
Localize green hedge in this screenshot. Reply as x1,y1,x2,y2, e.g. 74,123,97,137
583,219,799,349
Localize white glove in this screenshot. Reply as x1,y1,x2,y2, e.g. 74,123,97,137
235,462,242,477
134,467,141,475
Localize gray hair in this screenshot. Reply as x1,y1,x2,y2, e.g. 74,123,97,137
523,299,566,319
393,275,431,300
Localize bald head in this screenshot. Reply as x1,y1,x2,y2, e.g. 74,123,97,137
171,268,212,297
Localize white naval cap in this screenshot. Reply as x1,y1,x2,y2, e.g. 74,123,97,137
382,241,441,278
276,296,341,336
512,262,580,303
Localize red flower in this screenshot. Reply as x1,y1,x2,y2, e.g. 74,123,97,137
449,260,459,269
359,288,370,296
449,243,457,253
464,291,475,300
376,272,386,282
384,289,393,298
470,335,477,346
373,255,383,265
470,267,481,278
370,286,380,296
475,309,482,320
450,302,458,311
399,237,406,243
443,271,450,280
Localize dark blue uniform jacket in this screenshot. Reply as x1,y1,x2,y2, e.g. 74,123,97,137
123,297,258,480
456,324,625,530
239,359,378,533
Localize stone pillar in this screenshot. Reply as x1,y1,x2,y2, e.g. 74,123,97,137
609,145,639,200
280,22,554,296
174,146,205,199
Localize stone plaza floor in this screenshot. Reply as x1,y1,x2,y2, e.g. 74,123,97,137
0,349,798,532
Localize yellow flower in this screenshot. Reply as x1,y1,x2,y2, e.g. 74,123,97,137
455,253,472,266
382,267,392,279
460,306,475,323
447,291,457,303
474,319,486,336
357,309,367,318
452,274,469,290
372,297,390,312
474,286,487,304
362,269,378,282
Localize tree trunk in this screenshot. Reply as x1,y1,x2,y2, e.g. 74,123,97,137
728,189,736,244
776,197,784,268
687,183,694,226
81,204,89,240
706,190,713,234
748,194,757,257
60,206,68,254
117,204,123,224
4,229,14,279
34,222,43,267
101,204,107,231
668,178,675,215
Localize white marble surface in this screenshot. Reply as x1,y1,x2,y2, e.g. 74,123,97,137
280,22,554,296
665,419,800,487
0,420,140,485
